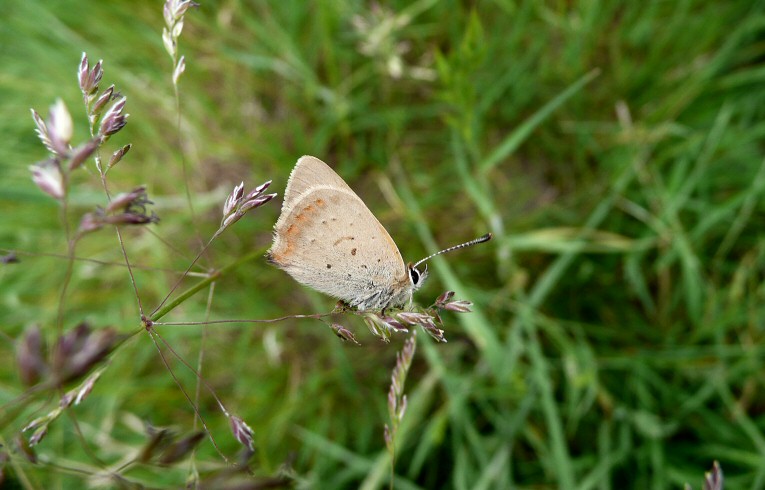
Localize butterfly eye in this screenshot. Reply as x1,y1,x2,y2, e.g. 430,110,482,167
410,264,428,291
409,266,422,285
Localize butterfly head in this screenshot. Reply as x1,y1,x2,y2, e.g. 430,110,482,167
408,262,429,291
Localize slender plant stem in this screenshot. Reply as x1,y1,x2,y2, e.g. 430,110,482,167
55,174,74,338
146,328,230,463
151,248,263,322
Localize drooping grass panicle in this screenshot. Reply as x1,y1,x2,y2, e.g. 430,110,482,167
19,53,155,459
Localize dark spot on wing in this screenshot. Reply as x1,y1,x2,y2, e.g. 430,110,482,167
326,264,331,269
334,236,355,246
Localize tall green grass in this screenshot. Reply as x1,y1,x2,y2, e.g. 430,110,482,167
2,0,765,488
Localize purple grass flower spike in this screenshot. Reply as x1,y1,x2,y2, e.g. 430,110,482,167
421,324,447,343
80,186,159,234
108,144,132,169
51,323,118,384
380,316,408,333
68,138,100,171
28,426,48,447
384,424,393,452
91,85,115,116
363,315,391,342
78,53,103,96
163,0,200,29
223,181,245,217
396,311,446,342
77,52,89,92
29,159,64,200
106,186,150,213
98,96,128,137
218,180,276,233
331,323,361,345
704,461,723,490
163,0,199,84
30,109,55,155
173,56,186,85
396,311,435,328
433,291,471,312
1,252,19,264
22,414,48,434
435,290,455,307
47,99,73,154
72,369,103,405
230,415,255,452
443,299,473,313
364,313,412,342
59,370,102,409
158,431,205,464
385,333,416,457
16,325,45,386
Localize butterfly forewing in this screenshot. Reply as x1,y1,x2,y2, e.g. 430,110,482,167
281,155,356,215
269,156,410,307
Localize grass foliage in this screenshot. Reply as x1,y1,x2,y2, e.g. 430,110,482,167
1,0,765,488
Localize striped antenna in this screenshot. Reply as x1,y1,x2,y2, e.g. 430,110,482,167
413,233,492,268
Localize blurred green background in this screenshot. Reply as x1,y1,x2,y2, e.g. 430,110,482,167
2,0,765,488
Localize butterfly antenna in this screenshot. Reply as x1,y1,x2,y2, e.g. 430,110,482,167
413,233,492,268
